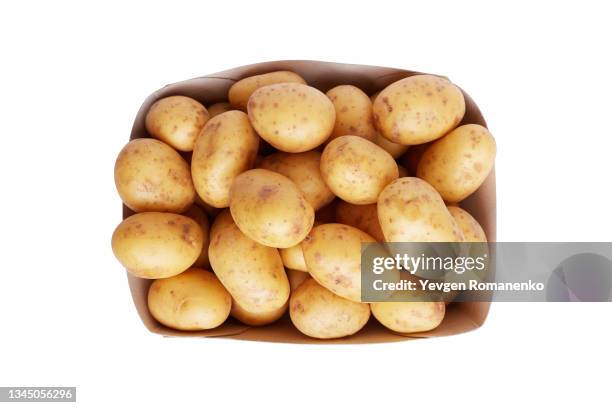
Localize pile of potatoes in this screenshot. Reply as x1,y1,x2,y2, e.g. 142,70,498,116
112,70,496,339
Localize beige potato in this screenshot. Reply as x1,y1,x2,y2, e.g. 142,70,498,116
228,70,306,111
259,151,335,211
377,177,464,242
301,223,375,302
326,85,377,142
280,243,308,272
290,279,370,339
287,269,310,291
111,212,204,279
229,169,314,248
373,75,465,145
231,298,288,326
417,124,496,203
248,83,335,153
371,301,445,334
145,95,210,151
334,201,385,242
182,205,210,268
370,91,381,103
191,110,259,208
207,102,232,117
321,135,399,205
374,133,409,159
208,211,289,313
148,268,231,330
448,206,487,242
114,138,195,213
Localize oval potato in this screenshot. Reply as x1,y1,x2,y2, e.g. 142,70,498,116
301,223,375,302
229,169,314,248
371,301,445,334
290,279,370,339
334,201,385,242
377,177,464,242
417,124,496,203
321,135,398,205
373,75,465,145
208,211,289,313
326,85,377,142
280,243,308,272
229,71,306,111
448,206,487,242
145,95,209,151
191,110,259,208
259,151,335,211
111,212,204,279
287,269,310,291
148,268,231,330
374,133,409,159
248,83,335,153
207,102,232,117
182,205,210,268
114,138,196,213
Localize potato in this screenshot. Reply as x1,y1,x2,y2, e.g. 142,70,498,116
231,298,288,326
209,211,289,313
321,135,398,205
207,102,232,117
326,85,377,142
191,110,259,208
114,138,195,213
182,205,210,268
148,268,231,330
229,169,315,248
417,124,496,203
334,201,385,242
301,223,375,302
374,132,410,159
373,75,465,145
112,212,204,279
290,279,370,339
371,301,445,334
248,83,335,153
287,269,310,291
377,177,464,242
448,206,487,242
228,70,306,111
145,95,209,151
280,243,308,272
400,142,430,175
370,91,381,103
259,151,335,211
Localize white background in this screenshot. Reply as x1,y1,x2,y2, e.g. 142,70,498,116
1,1,610,407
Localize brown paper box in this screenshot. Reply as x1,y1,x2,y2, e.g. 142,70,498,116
124,60,496,344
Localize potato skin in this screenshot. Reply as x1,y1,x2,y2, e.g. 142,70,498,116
417,124,496,203
207,102,232,117
301,223,375,302
280,243,308,272
148,268,231,330
182,205,210,268
229,169,315,248
248,83,335,153
448,206,487,242
208,211,290,313
373,75,465,145
287,269,310,291
145,96,209,151
231,298,288,326
114,138,195,213
377,177,464,242
374,133,409,159
259,151,335,211
321,135,398,205
290,279,370,339
371,301,445,334
191,110,259,208
326,85,377,143
112,212,204,279
334,201,385,242
228,71,306,111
